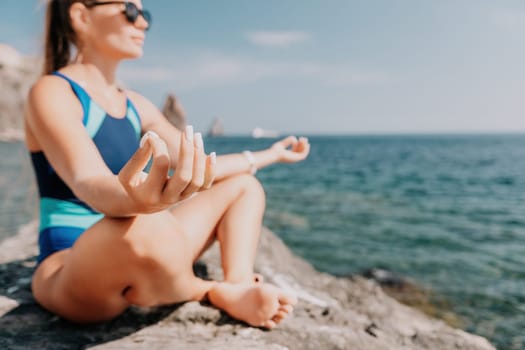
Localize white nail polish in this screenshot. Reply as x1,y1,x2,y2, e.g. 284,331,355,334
186,125,194,142
195,132,203,148
139,133,149,148
210,152,216,164
140,131,159,148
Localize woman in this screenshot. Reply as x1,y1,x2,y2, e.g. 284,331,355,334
25,0,310,329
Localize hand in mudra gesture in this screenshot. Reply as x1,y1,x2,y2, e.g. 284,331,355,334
271,136,310,163
118,127,215,213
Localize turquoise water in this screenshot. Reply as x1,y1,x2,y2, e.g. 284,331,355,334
1,135,524,350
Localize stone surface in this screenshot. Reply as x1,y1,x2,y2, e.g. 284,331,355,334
207,117,225,137
161,94,187,131
0,44,190,141
0,220,496,350
0,44,40,142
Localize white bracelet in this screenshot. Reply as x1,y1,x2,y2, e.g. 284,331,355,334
242,150,257,175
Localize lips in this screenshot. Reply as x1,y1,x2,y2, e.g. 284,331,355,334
131,36,145,45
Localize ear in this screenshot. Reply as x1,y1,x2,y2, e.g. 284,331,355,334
69,2,91,36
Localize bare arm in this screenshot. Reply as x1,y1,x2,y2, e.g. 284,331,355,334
26,77,213,217
26,77,140,216
212,136,310,180
128,91,310,181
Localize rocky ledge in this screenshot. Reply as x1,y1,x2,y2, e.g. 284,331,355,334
0,44,40,142
0,221,495,350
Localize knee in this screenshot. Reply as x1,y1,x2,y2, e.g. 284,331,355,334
123,212,191,275
234,174,266,201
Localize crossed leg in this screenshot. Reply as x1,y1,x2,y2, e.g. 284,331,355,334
170,173,264,281
32,174,296,328
169,174,296,327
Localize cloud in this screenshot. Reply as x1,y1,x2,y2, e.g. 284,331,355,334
245,31,310,48
490,9,525,31
120,53,388,91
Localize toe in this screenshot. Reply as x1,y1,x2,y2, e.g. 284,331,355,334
279,304,293,314
277,310,288,319
272,310,288,324
278,291,298,306
271,315,283,324
261,319,277,329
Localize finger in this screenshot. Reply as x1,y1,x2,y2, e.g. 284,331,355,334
290,145,310,162
180,132,206,197
291,137,310,159
162,125,195,202
143,132,171,193
300,141,311,158
295,136,308,148
202,152,216,190
291,137,307,151
118,131,154,190
279,135,299,149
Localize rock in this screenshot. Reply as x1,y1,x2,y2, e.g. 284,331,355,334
0,221,496,350
207,117,224,137
161,93,187,131
360,268,463,328
0,44,41,142
0,45,190,141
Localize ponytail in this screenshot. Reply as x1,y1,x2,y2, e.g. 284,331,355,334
42,0,85,75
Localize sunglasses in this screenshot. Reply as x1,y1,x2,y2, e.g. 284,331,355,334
85,1,152,30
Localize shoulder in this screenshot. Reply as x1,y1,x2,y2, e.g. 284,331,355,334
28,74,78,109
26,75,82,125
125,89,165,127
125,89,157,112
29,74,71,99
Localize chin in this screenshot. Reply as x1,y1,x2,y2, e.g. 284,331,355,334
117,47,144,60
127,49,144,59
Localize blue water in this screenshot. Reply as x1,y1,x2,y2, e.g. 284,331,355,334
1,135,524,350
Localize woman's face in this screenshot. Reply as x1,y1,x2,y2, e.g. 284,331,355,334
76,0,150,60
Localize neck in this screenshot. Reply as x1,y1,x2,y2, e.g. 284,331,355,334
74,49,120,88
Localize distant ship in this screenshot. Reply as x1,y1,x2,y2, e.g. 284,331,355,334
251,127,279,139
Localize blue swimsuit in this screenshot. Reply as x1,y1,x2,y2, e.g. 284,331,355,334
31,71,142,264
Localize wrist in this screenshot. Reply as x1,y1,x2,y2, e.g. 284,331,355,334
242,150,257,175
268,144,282,163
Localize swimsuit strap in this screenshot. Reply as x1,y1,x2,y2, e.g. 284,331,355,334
52,71,91,125
51,71,141,139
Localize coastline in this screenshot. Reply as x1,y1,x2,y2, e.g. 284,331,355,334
0,220,495,350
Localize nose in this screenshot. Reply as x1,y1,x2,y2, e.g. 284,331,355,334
136,14,149,31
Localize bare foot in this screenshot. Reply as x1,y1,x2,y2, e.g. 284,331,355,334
207,282,297,329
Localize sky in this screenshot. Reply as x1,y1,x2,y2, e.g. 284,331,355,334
1,0,525,135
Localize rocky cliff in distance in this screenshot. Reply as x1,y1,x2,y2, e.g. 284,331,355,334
161,93,187,131
0,44,41,142
0,222,496,350
0,44,187,140
207,117,225,137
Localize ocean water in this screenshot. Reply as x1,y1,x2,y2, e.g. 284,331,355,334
1,135,524,350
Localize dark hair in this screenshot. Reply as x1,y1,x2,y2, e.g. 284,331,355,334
43,0,89,75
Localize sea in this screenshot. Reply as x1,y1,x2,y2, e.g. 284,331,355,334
1,134,524,350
